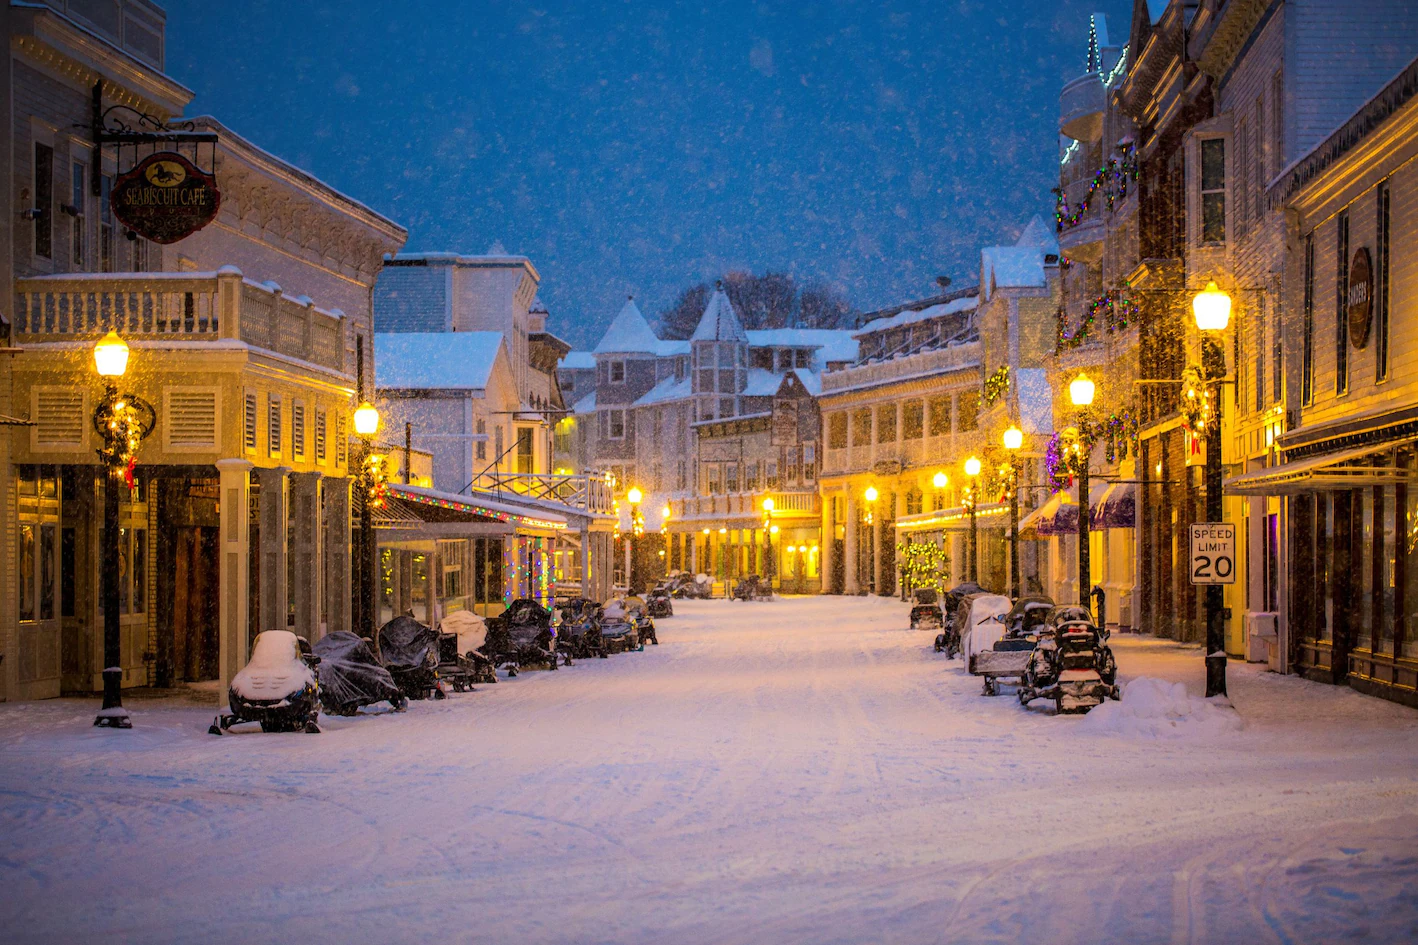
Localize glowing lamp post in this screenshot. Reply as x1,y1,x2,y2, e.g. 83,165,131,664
92,331,155,729
1003,426,1023,598
1069,374,1094,616
1194,281,1233,698
625,487,643,592
963,457,981,582
762,497,777,587
863,486,879,593
352,401,381,636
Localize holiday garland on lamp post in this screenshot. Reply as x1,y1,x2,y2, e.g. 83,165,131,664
983,366,1010,407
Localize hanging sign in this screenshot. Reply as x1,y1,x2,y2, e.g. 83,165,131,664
111,151,221,244
1189,523,1235,585
1348,246,1374,349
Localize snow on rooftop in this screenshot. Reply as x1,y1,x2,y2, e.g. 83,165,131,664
561,351,596,370
375,332,504,390
634,374,692,407
742,368,785,397
851,296,977,337
746,328,859,364
594,298,663,355
1014,214,1058,251
983,247,1050,297
691,289,748,343
793,368,823,396
573,390,596,413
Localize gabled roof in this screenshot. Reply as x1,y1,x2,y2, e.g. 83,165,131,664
981,216,1060,299
375,332,505,390
691,288,749,343
1013,214,1058,251
573,391,597,413
593,297,662,355
561,351,596,370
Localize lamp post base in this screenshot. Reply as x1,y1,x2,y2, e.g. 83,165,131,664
94,667,132,728
1205,653,1228,699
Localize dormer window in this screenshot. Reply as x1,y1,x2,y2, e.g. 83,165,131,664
609,359,626,383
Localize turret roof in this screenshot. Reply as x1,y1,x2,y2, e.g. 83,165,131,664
593,297,662,355
690,287,749,343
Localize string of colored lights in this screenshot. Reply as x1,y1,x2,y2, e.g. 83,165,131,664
389,484,566,531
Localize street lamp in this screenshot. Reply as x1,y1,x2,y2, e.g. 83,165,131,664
92,331,155,729
863,486,879,593
1069,374,1093,619
1003,426,1023,599
353,401,381,636
1194,282,1232,698
625,486,644,592
762,497,776,588
963,456,981,583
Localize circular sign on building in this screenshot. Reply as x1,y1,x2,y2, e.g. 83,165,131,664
111,151,221,244
1348,246,1374,349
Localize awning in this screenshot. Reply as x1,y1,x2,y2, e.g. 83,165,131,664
1018,482,1110,538
1092,482,1135,529
895,502,1009,534
1224,440,1418,496
372,483,568,538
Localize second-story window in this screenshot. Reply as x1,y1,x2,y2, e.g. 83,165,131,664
1378,180,1391,381
903,402,923,439
476,418,487,460
1303,233,1315,404
100,174,114,271
609,360,626,383
1336,212,1349,394
706,464,720,494
828,412,847,449
745,461,760,491
928,397,951,436
957,392,980,432
726,463,739,493
1200,138,1226,244
851,408,871,446
876,405,896,443
34,143,53,259
803,443,816,482
609,408,625,439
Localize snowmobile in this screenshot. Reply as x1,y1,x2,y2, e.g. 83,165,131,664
646,584,674,618
312,631,407,715
669,572,712,599
482,598,558,675
909,587,944,631
598,597,641,653
439,609,499,685
624,594,659,645
377,615,444,700
555,597,608,659
1004,595,1055,639
210,630,321,734
934,581,989,655
961,594,1013,671
1017,610,1120,714
731,574,773,601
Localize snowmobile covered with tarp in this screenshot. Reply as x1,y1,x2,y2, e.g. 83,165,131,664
961,594,1013,671
666,572,712,599
1005,595,1055,639
624,594,659,645
482,598,558,674
210,630,322,734
439,609,499,686
934,581,988,655
909,587,944,631
555,597,607,660
378,615,444,700
1017,608,1120,714
312,631,407,715
731,574,773,601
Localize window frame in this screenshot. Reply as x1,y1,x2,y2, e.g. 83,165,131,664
1198,136,1227,245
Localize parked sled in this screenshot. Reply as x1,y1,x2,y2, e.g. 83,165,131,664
312,631,407,716
646,584,674,618
555,597,608,659
624,594,659,645
599,596,641,653
483,598,559,674
934,581,989,656
731,574,773,601
378,615,444,700
210,630,321,734
910,587,945,631
1017,610,1120,714
1004,595,1055,638
438,610,498,687
961,594,1013,672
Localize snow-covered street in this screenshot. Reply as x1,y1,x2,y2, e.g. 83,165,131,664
3,596,1418,945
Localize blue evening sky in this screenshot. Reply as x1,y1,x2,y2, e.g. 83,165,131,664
165,1,1129,348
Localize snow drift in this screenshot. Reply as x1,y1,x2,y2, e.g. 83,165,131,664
1080,676,1242,738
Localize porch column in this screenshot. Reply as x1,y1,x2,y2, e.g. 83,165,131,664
427,550,440,625
254,467,289,633
324,476,352,635
844,492,860,594
690,531,699,573
580,525,592,597
820,493,835,594
873,509,886,595
216,459,253,706
290,472,323,641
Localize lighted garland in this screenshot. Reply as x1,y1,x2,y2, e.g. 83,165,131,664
1180,364,1217,440
1055,288,1141,352
982,366,1010,407
363,453,389,511
1053,142,1138,232
991,459,1017,503
93,391,156,488
1045,426,1094,492
896,540,950,593
1101,410,1140,464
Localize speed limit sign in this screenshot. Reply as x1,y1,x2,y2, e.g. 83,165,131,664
1190,523,1236,585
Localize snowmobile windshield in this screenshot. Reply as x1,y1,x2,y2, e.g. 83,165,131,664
913,588,939,605
377,616,439,669
1006,596,1053,621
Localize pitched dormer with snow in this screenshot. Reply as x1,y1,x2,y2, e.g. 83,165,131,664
690,285,749,422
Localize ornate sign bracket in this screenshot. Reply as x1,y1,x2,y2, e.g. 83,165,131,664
89,81,218,196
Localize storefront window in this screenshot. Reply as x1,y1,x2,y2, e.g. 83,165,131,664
1379,486,1396,654
1319,494,1333,643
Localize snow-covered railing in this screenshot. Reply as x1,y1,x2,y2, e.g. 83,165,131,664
13,268,347,373
821,344,978,394
468,471,614,515
671,490,818,521
824,434,958,476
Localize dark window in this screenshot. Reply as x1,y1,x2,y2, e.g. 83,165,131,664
1303,234,1315,404
1378,181,1391,380
1200,139,1226,243
928,397,951,436
876,405,896,443
71,162,86,269
957,392,980,432
903,402,924,439
100,174,114,271
1272,293,1284,402
34,143,53,258
828,412,847,449
609,360,625,383
1336,212,1349,394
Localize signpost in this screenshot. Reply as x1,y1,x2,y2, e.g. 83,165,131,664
1189,522,1235,585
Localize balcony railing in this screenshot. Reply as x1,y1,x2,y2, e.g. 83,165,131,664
13,268,347,373
822,433,963,476
671,490,819,521
1060,72,1105,142
469,471,615,515
822,343,979,395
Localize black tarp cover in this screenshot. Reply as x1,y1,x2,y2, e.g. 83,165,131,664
313,631,403,709
377,616,440,669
